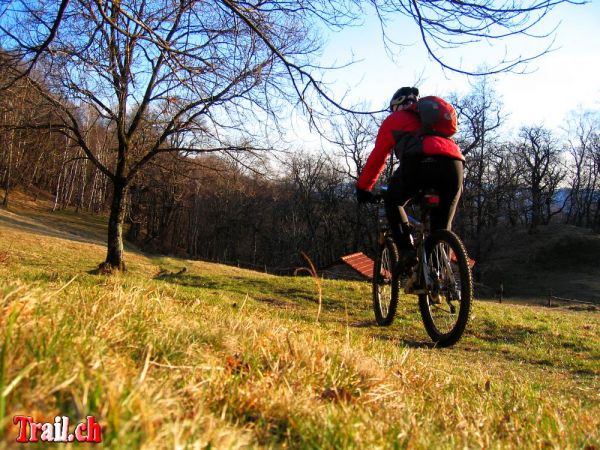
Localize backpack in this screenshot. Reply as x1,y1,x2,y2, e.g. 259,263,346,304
393,97,461,162
417,96,457,137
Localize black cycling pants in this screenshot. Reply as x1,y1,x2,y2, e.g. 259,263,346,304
384,156,463,249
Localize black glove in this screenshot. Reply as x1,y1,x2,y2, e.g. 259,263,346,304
356,187,375,204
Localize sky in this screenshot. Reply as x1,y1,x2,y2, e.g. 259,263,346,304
296,1,600,147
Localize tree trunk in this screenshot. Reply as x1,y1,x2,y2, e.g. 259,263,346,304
102,179,128,271
2,131,14,208
593,197,600,234
530,187,541,233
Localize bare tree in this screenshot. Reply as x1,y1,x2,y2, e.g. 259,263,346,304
331,110,379,179
281,151,361,267
0,0,585,270
451,78,506,258
452,78,506,159
329,109,382,251
564,111,600,229
2,1,314,270
516,126,566,232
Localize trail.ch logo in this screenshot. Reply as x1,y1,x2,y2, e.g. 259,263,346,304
12,415,102,444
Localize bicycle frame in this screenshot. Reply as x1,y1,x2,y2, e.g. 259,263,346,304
374,187,457,297
404,213,428,295
405,192,456,298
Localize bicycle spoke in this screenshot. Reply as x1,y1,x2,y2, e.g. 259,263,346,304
379,247,392,315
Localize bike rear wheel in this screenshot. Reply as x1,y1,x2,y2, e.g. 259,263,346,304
418,229,472,347
373,236,400,326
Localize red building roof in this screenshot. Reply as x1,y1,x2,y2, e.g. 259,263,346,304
339,251,473,281
341,252,375,279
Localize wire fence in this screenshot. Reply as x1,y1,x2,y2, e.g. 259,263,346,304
546,292,597,308
478,283,598,308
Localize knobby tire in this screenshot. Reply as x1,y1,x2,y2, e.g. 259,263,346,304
418,229,473,347
373,237,400,326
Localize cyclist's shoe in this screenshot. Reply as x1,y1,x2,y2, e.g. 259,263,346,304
395,248,417,275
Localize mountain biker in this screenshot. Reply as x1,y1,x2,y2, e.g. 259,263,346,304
355,86,465,273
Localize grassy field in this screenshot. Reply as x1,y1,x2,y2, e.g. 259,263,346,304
0,200,598,449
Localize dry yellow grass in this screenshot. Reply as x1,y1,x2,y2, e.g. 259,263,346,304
0,203,598,449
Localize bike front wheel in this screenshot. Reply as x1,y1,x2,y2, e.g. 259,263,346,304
373,236,400,326
418,229,473,347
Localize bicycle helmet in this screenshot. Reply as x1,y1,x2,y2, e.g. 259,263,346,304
389,86,419,111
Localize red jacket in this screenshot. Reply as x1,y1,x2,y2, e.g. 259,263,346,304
356,110,464,191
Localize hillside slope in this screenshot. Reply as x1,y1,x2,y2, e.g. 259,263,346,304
0,202,598,449
475,224,600,303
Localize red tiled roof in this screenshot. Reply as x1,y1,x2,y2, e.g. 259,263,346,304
341,250,474,281
450,251,476,268
341,252,375,279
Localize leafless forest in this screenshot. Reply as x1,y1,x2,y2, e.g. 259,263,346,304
0,1,597,276
1,63,598,273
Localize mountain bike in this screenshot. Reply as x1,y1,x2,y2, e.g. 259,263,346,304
372,187,473,347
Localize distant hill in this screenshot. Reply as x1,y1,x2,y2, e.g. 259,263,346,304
475,224,600,303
